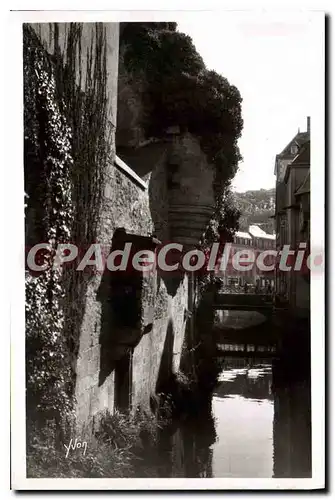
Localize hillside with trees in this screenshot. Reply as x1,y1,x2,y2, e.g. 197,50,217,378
234,188,275,234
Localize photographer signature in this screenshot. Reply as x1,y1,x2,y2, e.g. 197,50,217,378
64,438,87,458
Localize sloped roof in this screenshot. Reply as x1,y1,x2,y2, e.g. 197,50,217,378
291,141,310,166
274,130,310,175
248,225,266,236
235,231,252,239
277,131,309,158
283,141,310,183
295,170,310,196
248,225,276,240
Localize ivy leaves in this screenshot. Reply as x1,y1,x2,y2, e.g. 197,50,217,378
24,25,74,426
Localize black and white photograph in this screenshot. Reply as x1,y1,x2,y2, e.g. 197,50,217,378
9,7,325,490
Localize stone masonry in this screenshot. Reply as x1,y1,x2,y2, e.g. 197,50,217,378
29,23,216,428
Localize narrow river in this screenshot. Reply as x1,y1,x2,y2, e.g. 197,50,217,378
153,347,311,479
211,359,273,477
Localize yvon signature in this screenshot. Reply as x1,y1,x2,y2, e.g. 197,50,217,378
64,438,87,458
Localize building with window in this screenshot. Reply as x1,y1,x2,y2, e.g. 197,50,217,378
274,117,310,317
216,226,276,289
248,225,276,289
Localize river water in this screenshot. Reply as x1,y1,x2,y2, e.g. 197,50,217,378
212,359,273,478
153,350,311,479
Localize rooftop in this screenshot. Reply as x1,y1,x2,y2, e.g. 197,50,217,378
235,231,252,239
277,131,309,159
274,117,310,175
291,141,310,166
248,225,276,240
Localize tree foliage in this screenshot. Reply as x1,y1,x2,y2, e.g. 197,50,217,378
201,188,241,249
120,23,243,198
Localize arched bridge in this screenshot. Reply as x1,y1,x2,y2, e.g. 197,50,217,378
213,293,273,315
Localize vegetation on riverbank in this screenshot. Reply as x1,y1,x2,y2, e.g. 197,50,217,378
27,409,164,478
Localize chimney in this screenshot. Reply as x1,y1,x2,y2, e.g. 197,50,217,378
307,116,310,135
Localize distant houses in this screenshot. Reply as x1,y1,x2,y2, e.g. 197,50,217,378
216,225,276,289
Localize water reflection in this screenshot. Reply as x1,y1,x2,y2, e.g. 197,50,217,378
156,406,216,478
212,358,274,478
215,359,273,401
155,348,311,479
272,381,311,478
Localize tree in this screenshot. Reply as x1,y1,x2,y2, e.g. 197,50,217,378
201,188,241,250
119,22,243,199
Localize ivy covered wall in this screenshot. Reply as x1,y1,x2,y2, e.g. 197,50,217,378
24,23,193,436
24,22,120,437
24,22,244,442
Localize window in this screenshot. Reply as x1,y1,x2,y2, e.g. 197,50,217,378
291,143,298,155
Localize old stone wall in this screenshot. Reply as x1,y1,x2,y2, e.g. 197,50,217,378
74,130,216,424
30,22,119,129
75,157,190,424
28,23,214,428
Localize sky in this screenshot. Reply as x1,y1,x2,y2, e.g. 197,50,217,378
177,12,322,193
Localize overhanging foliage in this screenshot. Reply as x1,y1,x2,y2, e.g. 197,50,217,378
120,22,243,199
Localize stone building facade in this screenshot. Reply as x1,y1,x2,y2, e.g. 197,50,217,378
274,117,310,318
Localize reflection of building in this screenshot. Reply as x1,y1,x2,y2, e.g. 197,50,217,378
157,410,216,478
156,357,311,479
272,379,311,478
214,358,311,478
274,117,310,317
214,361,273,401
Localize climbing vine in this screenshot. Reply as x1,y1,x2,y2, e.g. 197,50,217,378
24,23,111,441
51,22,110,377
24,25,74,432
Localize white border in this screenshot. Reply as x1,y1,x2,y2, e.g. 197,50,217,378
309,14,326,488
6,6,325,491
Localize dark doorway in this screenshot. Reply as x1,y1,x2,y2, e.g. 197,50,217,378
114,349,133,413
